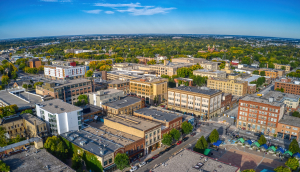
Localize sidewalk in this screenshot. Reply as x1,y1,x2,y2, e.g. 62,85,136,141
130,146,165,166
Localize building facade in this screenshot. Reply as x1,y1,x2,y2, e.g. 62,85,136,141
193,69,226,78
275,79,300,95
167,86,222,120
207,78,248,96
278,116,300,140
27,58,42,68
88,89,124,107
274,63,291,72
130,77,168,105
108,80,130,95
258,69,285,79
44,65,86,80
36,99,83,135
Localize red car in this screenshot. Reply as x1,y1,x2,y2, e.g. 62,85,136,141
160,105,165,107
152,155,159,159
177,141,182,145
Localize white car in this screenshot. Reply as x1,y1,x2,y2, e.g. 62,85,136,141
139,162,146,167
130,166,138,172
265,136,271,139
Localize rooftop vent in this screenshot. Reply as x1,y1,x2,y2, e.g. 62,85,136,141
61,108,64,111
54,105,58,108
269,97,274,103
49,103,53,106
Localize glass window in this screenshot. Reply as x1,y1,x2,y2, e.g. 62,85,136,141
109,158,112,163
104,161,107,166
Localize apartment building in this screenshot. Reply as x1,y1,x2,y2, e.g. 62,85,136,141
237,95,285,136
106,70,145,81
130,77,168,105
104,115,162,154
81,104,103,123
167,86,222,120
36,99,83,135
102,96,145,116
27,58,42,68
171,58,208,64
44,65,86,80
274,63,291,72
207,78,248,96
108,80,130,95
134,107,183,135
258,68,285,79
275,79,300,95
52,61,76,66
200,62,219,71
88,89,124,107
112,63,142,71
193,69,226,78
36,79,93,104
0,113,48,139
138,60,196,77
278,116,300,140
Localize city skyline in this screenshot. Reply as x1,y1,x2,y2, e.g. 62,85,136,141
1,0,300,39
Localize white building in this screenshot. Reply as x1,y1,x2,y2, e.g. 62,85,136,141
74,50,96,54
88,89,124,107
44,65,86,80
36,99,83,135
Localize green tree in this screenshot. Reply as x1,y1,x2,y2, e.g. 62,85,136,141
114,57,124,63
71,153,82,170
44,136,59,153
258,135,267,145
1,75,10,86
75,95,89,106
85,70,93,77
242,170,255,172
281,66,286,70
0,160,10,172
275,87,284,93
33,82,43,89
285,157,299,171
162,133,173,146
253,70,260,75
208,129,219,143
292,111,300,118
114,153,130,171
21,109,33,115
0,127,8,147
289,139,300,154
260,71,266,76
170,129,181,141
181,121,193,134
56,140,68,161
147,59,156,65
194,136,208,153
274,166,291,172
22,84,28,89
0,105,18,118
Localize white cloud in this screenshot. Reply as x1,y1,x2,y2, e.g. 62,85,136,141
105,11,115,14
94,2,175,16
83,10,102,14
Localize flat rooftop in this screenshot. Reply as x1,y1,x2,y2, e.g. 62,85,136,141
61,129,123,157
241,95,284,107
91,89,123,96
153,149,240,172
46,78,91,88
130,77,167,83
263,91,300,102
105,114,161,131
150,62,196,68
3,145,75,172
81,104,102,115
44,65,85,69
241,75,261,83
37,99,82,114
193,69,226,74
279,115,300,127
83,124,141,146
103,97,141,109
107,80,129,85
170,86,221,96
135,107,182,122
20,113,45,125
208,77,247,84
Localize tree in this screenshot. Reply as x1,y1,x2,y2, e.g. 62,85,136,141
194,136,208,153
275,87,284,93
114,153,130,171
0,127,8,147
147,59,156,65
253,70,260,75
71,153,82,170
170,129,181,141
85,70,93,77
208,129,219,143
0,105,18,118
274,166,291,172
114,57,124,63
21,109,33,115
34,82,43,88
242,170,255,172
292,111,300,118
1,75,9,86
75,95,89,106
44,136,59,153
281,66,286,70
0,160,10,172
181,121,193,134
56,140,68,161
162,133,173,146
260,71,266,76
258,135,267,145
285,157,299,171
22,84,28,89
289,139,300,154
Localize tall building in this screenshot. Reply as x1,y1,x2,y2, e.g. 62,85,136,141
275,78,300,95
44,65,86,80
36,79,94,104
27,58,42,68
130,77,168,105
167,86,222,120
36,99,83,135
274,63,291,72
88,89,124,107
207,78,248,96
193,69,226,78
107,80,130,95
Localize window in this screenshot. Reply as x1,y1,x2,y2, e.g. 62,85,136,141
109,158,112,164
104,161,108,166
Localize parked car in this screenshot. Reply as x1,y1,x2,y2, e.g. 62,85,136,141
159,151,165,155
170,144,176,148
139,162,146,167
145,158,153,163
165,147,171,151
183,137,189,141
191,132,196,136
246,131,251,135
152,155,160,159
160,105,165,107
273,138,279,141
265,136,271,139
177,141,182,145
254,133,261,137
130,166,138,172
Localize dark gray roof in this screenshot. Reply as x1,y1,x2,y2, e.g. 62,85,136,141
279,115,300,127
37,99,82,114
0,90,41,110
135,108,182,122
0,115,23,124
107,80,129,85
61,130,123,157
103,97,141,109
171,86,221,95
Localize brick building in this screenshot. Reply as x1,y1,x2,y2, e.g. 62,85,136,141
107,80,130,95
27,58,42,68
277,115,300,140
247,84,257,94
275,79,300,95
81,104,103,123
221,93,233,112
258,68,285,79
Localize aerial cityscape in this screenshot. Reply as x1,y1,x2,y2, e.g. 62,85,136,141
0,0,300,172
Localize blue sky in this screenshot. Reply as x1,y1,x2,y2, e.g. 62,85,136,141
0,0,300,39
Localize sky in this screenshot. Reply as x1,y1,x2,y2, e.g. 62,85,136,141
0,0,300,39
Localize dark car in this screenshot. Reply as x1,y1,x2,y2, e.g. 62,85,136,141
183,137,189,141
146,159,153,163
191,132,196,136
159,151,165,155
152,155,159,159
170,144,176,148
165,147,171,151
254,133,261,137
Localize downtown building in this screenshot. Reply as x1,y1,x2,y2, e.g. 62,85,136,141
275,78,300,95
167,86,222,120
44,65,86,80
207,78,248,96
